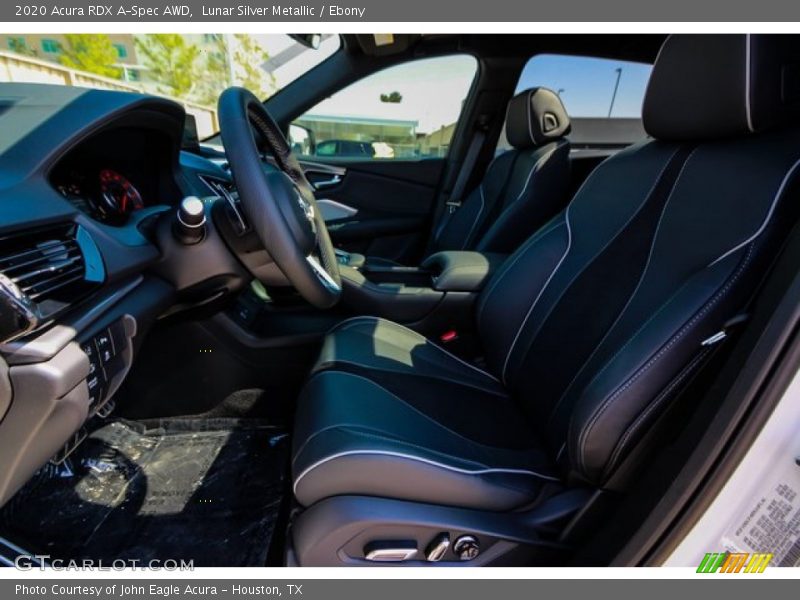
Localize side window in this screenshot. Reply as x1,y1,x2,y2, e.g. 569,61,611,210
292,55,477,160
498,54,652,152
316,141,338,156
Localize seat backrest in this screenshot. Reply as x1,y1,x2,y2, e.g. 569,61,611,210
433,88,571,255
476,34,800,486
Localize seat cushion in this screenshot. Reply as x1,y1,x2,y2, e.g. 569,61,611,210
292,317,560,511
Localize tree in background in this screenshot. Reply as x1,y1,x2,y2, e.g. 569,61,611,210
196,35,230,106
232,34,276,100
7,37,37,58
59,35,122,79
380,91,403,103
189,34,277,106
135,34,199,98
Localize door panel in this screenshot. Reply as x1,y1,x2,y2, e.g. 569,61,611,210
302,158,446,261
289,54,478,263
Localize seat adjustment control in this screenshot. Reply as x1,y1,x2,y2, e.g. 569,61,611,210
363,541,417,562
453,535,480,561
425,533,451,562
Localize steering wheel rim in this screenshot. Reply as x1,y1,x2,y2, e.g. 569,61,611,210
218,87,341,309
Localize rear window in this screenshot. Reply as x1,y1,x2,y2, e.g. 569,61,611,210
498,54,653,152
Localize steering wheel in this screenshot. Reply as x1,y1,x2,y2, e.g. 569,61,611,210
217,87,341,309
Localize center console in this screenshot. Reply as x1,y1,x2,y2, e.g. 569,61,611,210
338,250,506,334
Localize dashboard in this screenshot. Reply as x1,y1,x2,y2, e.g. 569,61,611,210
49,126,181,226
0,82,243,507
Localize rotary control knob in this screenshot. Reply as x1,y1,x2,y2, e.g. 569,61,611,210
453,535,480,561
173,196,206,245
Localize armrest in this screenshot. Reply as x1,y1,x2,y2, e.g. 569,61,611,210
421,251,506,292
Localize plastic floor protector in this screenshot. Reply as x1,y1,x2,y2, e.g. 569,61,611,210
0,418,289,567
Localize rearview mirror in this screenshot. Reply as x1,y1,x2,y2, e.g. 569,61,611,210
289,34,322,50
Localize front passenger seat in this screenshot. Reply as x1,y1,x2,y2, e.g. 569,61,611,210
432,87,572,255
360,87,571,266
291,34,800,566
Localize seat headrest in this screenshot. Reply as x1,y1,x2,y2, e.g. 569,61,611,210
643,34,800,141
506,87,571,149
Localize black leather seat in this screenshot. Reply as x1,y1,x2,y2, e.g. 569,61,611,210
364,87,571,268
433,87,572,255
293,35,800,519
293,317,560,510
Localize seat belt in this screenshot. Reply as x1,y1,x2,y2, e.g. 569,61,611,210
433,120,489,242
465,150,521,249
446,130,486,214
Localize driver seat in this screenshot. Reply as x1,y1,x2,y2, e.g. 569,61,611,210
291,34,800,565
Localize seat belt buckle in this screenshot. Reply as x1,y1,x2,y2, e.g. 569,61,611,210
445,201,461,214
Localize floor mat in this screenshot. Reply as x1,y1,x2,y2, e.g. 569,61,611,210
0,418,288,567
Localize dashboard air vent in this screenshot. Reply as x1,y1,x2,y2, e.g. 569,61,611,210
0,224,104,322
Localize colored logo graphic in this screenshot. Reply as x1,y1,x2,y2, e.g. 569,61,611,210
696,552,773,573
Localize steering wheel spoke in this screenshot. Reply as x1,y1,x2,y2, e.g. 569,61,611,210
306,254,342,293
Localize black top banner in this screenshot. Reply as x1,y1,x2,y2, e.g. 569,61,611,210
2,0,800,22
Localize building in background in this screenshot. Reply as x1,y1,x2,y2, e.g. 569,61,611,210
295,114,419,158
418,122,457,158
3,34,141,78
0,34,341,139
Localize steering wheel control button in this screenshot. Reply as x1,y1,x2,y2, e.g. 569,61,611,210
363,541,417,562
173,196,207,245
453,535,480,561
425,533,451,562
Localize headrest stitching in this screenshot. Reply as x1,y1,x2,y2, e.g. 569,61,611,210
745,34,754,133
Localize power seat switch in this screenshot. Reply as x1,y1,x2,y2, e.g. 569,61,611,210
425,533,451,562
363,541,417,562
453,535,480,561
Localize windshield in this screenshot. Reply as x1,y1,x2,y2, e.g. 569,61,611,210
0,33,340,138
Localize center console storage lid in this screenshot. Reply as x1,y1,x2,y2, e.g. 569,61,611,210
422,251,506,292
339,266,444,323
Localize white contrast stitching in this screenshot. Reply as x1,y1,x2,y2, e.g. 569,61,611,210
299,369,509,454
501,145,682,384
708,156,800,267
501,208,572,383
476,142,638,322
577,243,754,474
478,217,565,318
462,185,486,250
466,145,558,251
314,358,505,396
604,347,711,475
545,147,697,428
293,449,560,497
